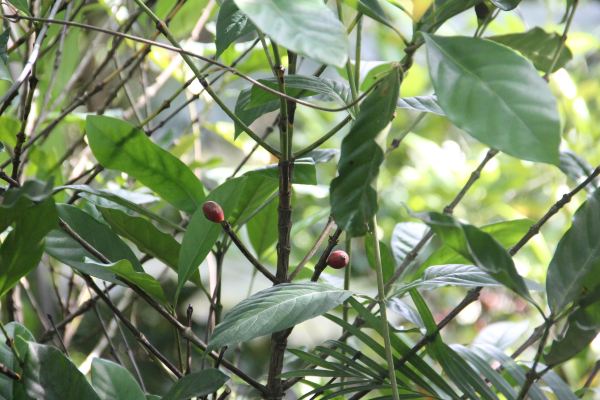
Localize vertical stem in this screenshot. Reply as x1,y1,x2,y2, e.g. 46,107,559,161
342,237,352,332
266,46,297,399
371,217,400,400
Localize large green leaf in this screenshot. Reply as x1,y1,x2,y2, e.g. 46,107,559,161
91,358,145,400
330,69,400,237
216,0,256,56
423,34,560,165
397,95,444,115
490,27,572,73
234,76,351,138
176,172,277,300
0,31,11,82
98,207,180,270
208,283,351,349
544,300,600,365
247,198,278,260
419,212,531,300
392,264,504,297
45,204,142,283
58,185,181,231
86,115,205,214
105,260,169,306
489,0,520,10
19,339,101,400
415,0,479,34
0,182,58,296
546,188,600,313
233,0,348,67
162,369,229,400
0,323,34,400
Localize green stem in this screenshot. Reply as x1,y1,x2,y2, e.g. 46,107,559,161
371,216,400,400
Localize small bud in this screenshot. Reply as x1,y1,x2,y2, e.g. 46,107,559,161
202,201,224,223
326,250,349,269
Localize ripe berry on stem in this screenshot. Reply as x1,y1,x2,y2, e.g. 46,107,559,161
326,250,349,269
202,201,224,223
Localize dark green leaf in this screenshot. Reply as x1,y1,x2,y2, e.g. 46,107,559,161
392,264,504,297
19,339,101,400
397,95,444,115
546,188,600,313
416,0,479,34
176,173,277,300
330,69,400,237
209,283,351,349
46,204,142,283
98,207,180,270
0,182,57,296
91,358,145,400
360,62,398,92
247,199,278,260
545,303,600,365
162,369,228,400
57,185,182,231
7,0,29,15
558,151,599,193
86,115,205,214
419,212,531,300
216,0,255,56
235,76,352,137
106,260,169,305
424,34,560,165
365,236,394,282
490,27,572,72
0,31,11,82
489,0,521,10
352,0,399,34
233,0,348,67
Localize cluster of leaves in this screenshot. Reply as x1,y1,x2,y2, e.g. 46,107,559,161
0,0,599,399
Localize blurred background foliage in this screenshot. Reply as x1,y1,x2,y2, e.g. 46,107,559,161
1,0,600,396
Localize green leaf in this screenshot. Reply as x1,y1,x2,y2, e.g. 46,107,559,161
490,27,572,72
235,76,352,138
233,0,348,67
423,34,560,165
559,151,599,192
416,0,479,34
162,369,228,400
86,115,205,214
390,222,429,266
397,95,444,115
209,283,351,349
0,323,34,400
46,204,143,283
216,0,256,56
489,0,521,11
351,0,399,34
7,0,29,15
420,218,533,271
248,158,317,185
330,69,400,237
0,31,11,82
98,207,180,270
544,301,600,365
360,62,398,92
176,173,277,300
58,185,182,231
105,259,169,306
546,188,600,313
365,237,394,282
19,339,101,400
0,182,58,296
419,212,531,300
392,264,504,297
91,358,145,400
247,198,278,260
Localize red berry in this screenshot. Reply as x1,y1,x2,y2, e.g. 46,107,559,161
326,250,349,269
202,201,224,223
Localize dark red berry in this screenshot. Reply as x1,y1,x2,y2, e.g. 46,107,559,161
202,201,224,223
326,250,349,269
